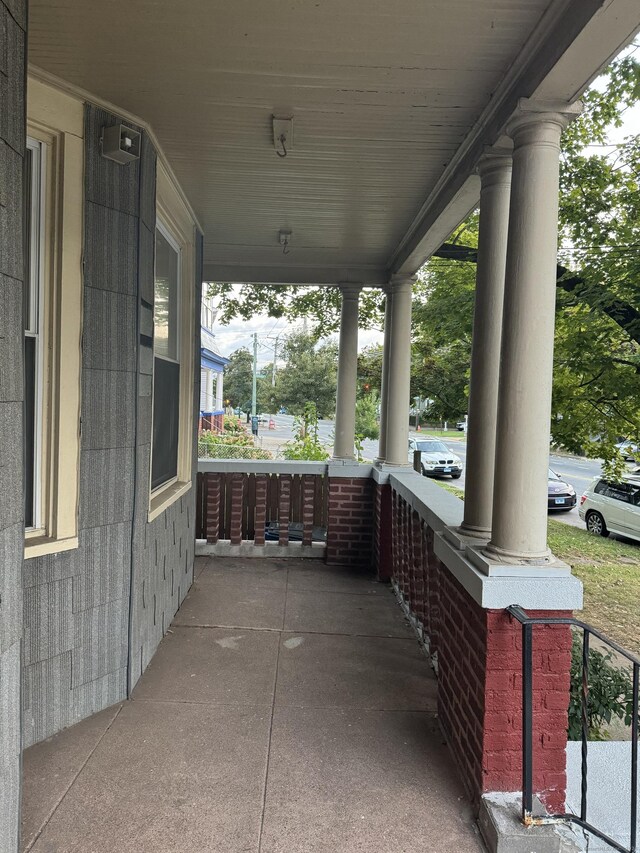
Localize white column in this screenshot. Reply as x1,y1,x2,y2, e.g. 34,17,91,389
376,286,393,463
384,275,415,467
333,284,361,460
215,371,224,411
460,150,512,537
486,100,580,562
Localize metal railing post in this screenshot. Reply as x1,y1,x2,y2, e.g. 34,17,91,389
522,620,534,823
508,605,640,853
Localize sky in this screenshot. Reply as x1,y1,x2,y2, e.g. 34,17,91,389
212,307,384,369
210,50,640,370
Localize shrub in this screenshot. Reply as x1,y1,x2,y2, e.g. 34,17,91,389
198,428,272,460
282,402,329,461
355,392,379,441
223,414,247,435
568,631,635,741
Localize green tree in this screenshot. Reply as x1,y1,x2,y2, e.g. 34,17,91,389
357,344,384,397
409,217,478,420
355,392,379,441
275,332,338,418
552,51,640,452
209,283,385,339
223,348,253,409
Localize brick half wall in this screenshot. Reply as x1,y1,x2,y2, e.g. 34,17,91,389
373,482,393,580
389,486,572,814
437,566,571,813
326,477,374,567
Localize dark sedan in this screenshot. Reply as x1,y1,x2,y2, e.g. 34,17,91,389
548,468,576,511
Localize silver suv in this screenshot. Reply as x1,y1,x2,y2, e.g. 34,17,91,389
579,476,640,543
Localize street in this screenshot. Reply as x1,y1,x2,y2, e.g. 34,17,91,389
257,413,606,531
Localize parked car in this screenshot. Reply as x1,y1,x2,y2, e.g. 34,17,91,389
615,439,639,461
547,468,576,511
455,421,466,431
579,475,640,542
408,438,463,479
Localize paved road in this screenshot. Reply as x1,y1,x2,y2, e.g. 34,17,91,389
434,434,602,530
256,414,609,531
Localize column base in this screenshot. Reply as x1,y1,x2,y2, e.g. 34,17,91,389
374,459,412,470
443,524,490,551
467,544,571,578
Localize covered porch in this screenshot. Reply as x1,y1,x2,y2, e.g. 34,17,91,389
3,1,640,851
21,555,482,853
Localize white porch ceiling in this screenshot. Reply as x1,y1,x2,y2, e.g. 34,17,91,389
28,0,640,286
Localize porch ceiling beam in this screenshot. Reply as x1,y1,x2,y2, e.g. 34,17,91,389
202,263,388,288
389,0,640,277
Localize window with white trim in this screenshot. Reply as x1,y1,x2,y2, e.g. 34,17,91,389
148,162,195,520
24,77,83,558
152,223,182,490
24,138,44,529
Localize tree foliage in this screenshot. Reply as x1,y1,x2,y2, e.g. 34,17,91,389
357,344,384,397
552,49,640,453
281,402,330,461
409,217,478,420
355,392,380,441
275,332,338,418
210,283,385,339
223,348,253,409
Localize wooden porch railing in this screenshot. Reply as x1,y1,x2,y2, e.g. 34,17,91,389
196,461,329,547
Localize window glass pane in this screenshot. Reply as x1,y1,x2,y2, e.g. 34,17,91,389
154,228,179,361
24,336,36,527
23,147,33,330
152,358,180,490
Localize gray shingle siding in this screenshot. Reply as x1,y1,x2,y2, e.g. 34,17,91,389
1,81,199,847
23,103,199,754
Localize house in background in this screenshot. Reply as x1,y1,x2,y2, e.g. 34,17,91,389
199,295,229,433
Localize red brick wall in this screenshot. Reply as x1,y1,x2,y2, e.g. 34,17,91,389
374,482,393,579
326,477,374,567
389,488,571,813
199,413,224,434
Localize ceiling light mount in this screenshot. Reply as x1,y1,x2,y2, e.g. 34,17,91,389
279,229,292,255
273,116,293,158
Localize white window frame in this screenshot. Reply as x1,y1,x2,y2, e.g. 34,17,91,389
148,163,195,521
25,78,83,558
24,137,46,532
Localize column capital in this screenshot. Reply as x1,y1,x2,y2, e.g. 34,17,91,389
506,97,582,144
477,145,512,186
389,273,417,294
338,282,362,299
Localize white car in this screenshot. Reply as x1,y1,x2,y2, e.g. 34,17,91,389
408,438,463,479
615,439,639,461
579,475,640,543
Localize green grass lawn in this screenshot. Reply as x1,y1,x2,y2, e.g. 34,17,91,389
412,428,465,439
433,480,640,655
548,520,640,656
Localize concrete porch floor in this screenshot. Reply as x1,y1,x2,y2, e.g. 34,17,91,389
21,557,485,853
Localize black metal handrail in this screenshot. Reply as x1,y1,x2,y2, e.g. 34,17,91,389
507,605,640,853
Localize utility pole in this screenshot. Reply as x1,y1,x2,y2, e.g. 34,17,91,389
271,335,279,387
252,332,258,417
